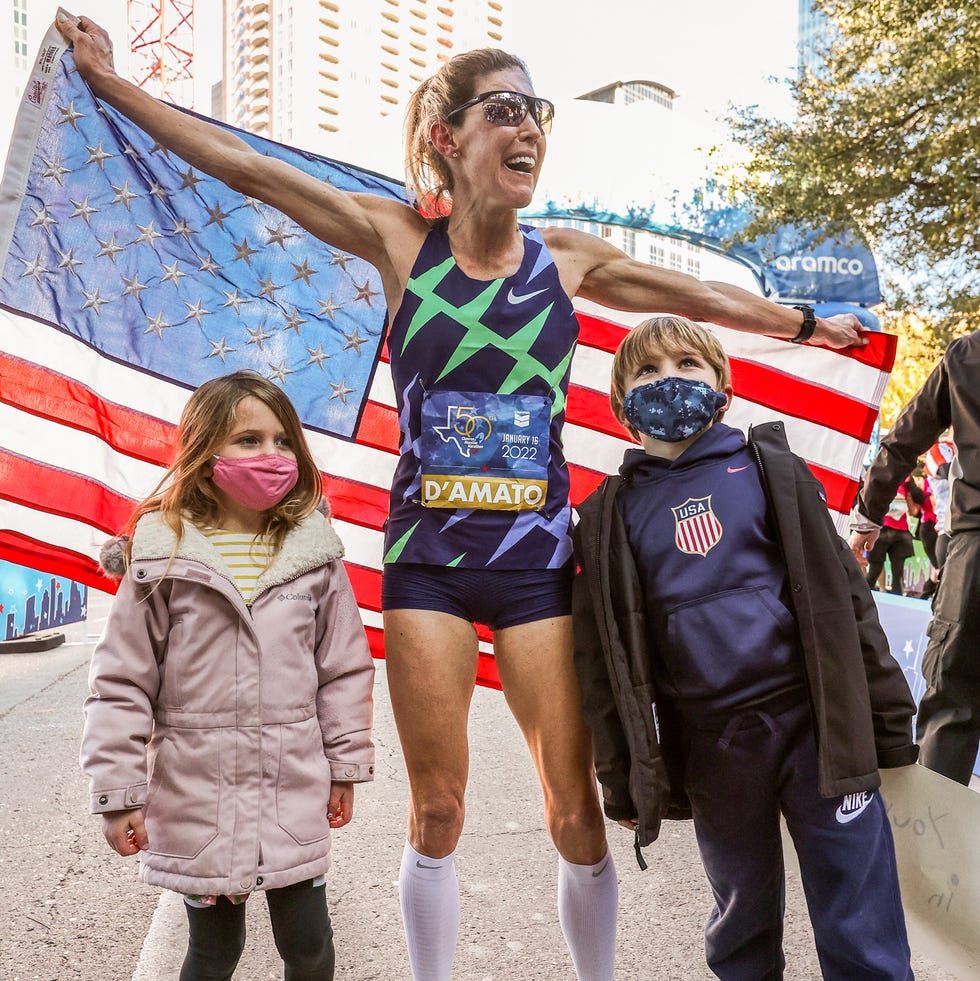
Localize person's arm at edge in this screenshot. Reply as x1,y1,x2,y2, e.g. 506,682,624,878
849,354,951,558
544,226,866,350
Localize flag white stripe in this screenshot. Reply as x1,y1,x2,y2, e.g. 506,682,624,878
0,402,163,500
0,497,107,563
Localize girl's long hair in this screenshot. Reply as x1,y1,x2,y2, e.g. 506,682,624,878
404,48,532,217
125,371,322,561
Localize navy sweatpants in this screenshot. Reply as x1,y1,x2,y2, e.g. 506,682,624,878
683,698,913,980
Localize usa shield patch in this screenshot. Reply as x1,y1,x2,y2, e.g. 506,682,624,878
671,496,722,556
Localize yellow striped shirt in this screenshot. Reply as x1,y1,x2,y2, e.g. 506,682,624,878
203,529,275,601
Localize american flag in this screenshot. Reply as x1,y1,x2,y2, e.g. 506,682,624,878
0,29,895,689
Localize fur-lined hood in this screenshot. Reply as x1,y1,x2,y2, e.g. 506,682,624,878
100,509,344,596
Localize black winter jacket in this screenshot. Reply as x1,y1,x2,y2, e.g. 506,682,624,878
572,422,918,853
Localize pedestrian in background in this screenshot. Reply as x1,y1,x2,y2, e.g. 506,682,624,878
81,372,375,981
924,432,956,569
863,475,922,595
851,332,980,786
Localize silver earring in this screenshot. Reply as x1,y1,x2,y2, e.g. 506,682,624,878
451,151,459,158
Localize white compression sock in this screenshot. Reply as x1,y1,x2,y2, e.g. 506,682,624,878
557,851,618,981
399,841,460,981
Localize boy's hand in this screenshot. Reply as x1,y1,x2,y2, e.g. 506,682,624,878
102,808,148,855
617,818,638,831
327,781,354,829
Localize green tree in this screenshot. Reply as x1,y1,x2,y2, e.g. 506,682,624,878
877,307,972,427
727,0,980,319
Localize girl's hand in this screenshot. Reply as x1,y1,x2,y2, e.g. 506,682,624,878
617,818,638,831
102,808,148,856
56,13,116,80
327,781,354,829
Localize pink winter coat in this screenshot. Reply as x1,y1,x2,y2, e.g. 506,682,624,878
81,510,375,896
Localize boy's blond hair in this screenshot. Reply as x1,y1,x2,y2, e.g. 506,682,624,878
610,316,731,439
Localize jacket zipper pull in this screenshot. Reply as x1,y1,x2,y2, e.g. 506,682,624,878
634,828,648,871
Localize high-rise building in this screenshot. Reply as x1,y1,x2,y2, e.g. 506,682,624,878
0,0,36,153
798,0,831,77
221,0,511,158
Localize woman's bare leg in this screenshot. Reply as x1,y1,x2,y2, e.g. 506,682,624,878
494,614,617,981
384,608,480,981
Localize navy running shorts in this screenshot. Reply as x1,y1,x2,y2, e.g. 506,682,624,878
381,562,573,630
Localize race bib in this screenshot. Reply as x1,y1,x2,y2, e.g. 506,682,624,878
419,391,551,510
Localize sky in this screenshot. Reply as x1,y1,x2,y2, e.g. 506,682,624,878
513,0,797,121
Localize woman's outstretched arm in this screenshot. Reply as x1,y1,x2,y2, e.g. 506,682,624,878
544,226,868,350
56,14,425,305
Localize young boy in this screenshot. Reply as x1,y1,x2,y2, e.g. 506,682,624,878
572,316,918,980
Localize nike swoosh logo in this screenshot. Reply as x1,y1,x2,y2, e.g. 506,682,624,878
507,287,548,305
416,859,441,870
592,858,610,878
835,795,872,824
727,465,750,474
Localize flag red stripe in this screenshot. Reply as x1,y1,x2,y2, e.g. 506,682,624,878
354,399,401,453
574,311,629,352
574,310,897,372
807,464,859,517
0,350,176,466
728,360,879,440
0,448,133,535
0,530,108,593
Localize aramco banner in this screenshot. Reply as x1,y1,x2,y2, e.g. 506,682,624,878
745,223,882,306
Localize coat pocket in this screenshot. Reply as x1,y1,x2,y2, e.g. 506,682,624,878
921,617,953,687
275,719,332,846
144,729,220,859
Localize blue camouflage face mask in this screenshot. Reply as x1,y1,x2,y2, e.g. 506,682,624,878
622,376,729,442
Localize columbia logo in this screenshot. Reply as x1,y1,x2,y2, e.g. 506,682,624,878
279,592,312,602
835,791,873,824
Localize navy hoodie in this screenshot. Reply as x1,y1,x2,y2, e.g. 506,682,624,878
616,423,804,715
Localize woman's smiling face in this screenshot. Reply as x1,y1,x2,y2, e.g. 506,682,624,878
446,68,549,210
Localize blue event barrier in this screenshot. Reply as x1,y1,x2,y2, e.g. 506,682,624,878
874,591,980,777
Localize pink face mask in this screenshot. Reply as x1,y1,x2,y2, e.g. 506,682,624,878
211,454,299,512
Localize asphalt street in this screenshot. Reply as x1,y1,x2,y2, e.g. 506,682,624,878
0,589,961,980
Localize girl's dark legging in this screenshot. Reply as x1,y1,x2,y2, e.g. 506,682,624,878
179,879,335,981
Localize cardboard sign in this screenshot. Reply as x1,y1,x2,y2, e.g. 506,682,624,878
782,765,978,978
880,765,979,977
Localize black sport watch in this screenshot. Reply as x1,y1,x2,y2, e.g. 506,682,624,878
790,304,817,344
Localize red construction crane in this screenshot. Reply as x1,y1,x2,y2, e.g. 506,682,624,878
128,0,195,107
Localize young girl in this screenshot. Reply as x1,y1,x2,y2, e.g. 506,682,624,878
81,370,375,981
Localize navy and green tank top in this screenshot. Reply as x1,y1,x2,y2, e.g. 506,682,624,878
383,219,579,570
